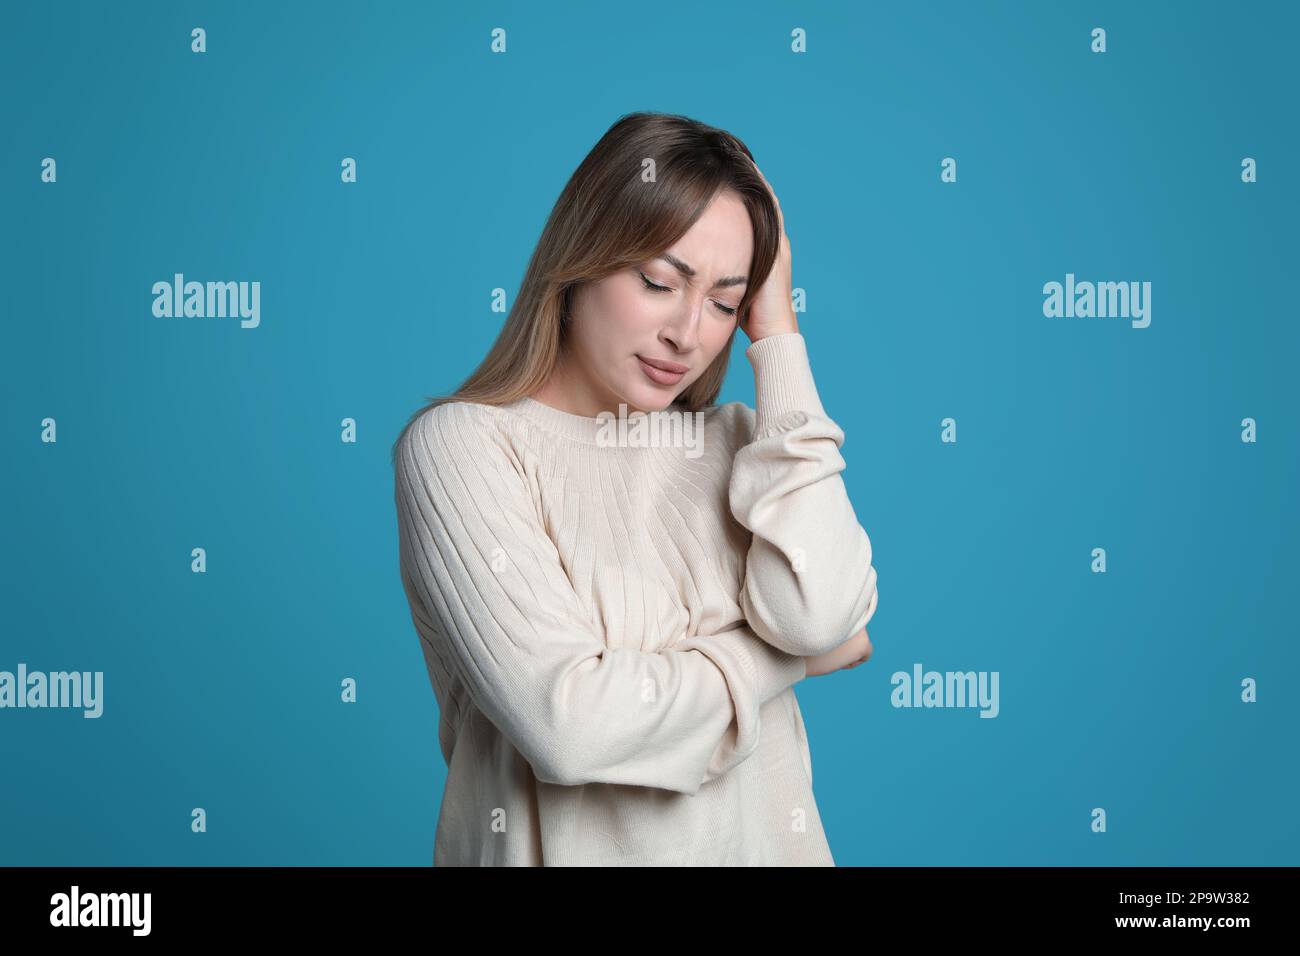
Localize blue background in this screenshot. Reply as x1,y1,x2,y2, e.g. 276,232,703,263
2,0,1296,865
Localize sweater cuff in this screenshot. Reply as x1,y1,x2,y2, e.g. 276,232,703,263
686,627,808,705
745,332,828,434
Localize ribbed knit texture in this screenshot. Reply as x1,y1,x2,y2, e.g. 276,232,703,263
394,332,880,866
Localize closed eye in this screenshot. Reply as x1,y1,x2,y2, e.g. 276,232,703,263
639,272,671,293
639,271,738,316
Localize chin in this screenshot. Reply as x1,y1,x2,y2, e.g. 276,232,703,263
625,388,679,413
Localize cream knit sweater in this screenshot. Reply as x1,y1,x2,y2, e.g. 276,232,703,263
394,332,880,865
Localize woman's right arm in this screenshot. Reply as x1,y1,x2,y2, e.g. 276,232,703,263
394,401,807,797
804,627,873,677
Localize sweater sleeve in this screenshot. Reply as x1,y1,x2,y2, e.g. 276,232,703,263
394,401,808,797
728,332,880,658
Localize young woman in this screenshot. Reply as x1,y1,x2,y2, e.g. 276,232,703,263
392,112,879,866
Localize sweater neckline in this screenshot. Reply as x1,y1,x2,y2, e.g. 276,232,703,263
502,396,610,443
501,396,703,447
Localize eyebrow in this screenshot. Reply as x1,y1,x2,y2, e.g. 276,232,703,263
657,253,748,290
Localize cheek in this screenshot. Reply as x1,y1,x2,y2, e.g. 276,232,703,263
704,317,737,357
570,283,634,363
592,281,659,337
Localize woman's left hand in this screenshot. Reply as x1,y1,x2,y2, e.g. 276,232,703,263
738,160,800,344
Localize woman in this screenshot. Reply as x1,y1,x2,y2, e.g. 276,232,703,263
392,111,879,866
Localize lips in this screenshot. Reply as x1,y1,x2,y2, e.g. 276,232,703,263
637,354,688,386
638,355,688,373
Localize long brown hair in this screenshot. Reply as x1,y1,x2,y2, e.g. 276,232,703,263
391,111,783,467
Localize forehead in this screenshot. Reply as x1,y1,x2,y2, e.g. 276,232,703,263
665,191,753,273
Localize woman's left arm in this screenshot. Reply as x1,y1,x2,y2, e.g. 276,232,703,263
729,159,879,658
729,333,879,658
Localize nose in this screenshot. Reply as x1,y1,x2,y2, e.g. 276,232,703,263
659,294,704,353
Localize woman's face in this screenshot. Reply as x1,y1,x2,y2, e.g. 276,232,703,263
541,188,753,417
